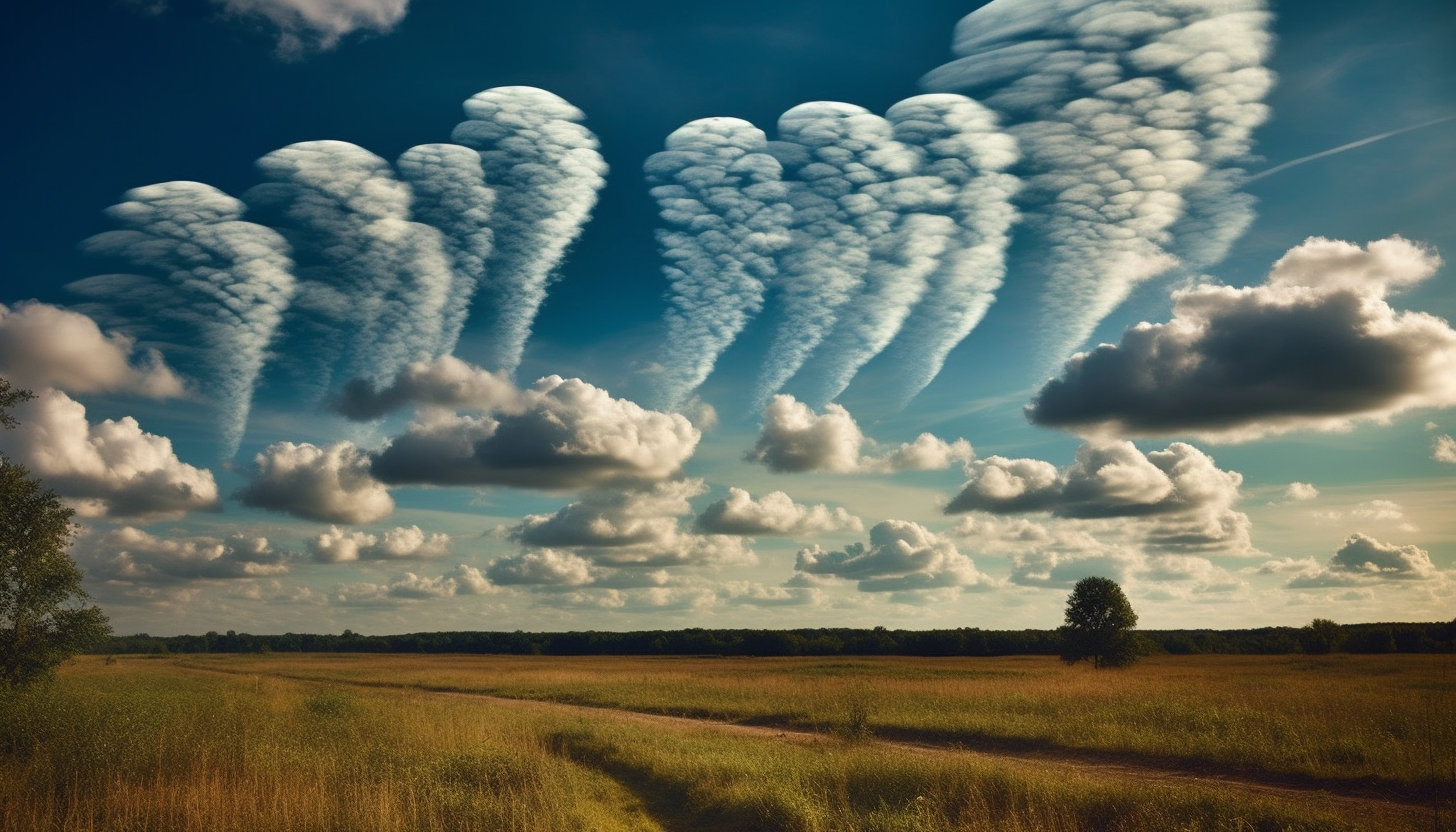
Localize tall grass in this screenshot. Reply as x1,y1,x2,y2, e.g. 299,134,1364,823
0,658,659,831
191,652,1456,787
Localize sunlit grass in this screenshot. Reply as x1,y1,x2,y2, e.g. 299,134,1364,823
0,658,659,831
191,652,1456,787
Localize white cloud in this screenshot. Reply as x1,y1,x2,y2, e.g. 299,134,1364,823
947,441,1254,555
450,87,607,376
1433,434,1456,463
216,0,410,56
237,441,393,524
371,375,700,490
646,117,791,411
1283,482,1319,502
1277,533,1442,588
74,180,295,455
334,355,519,420
486,549,595,587
694,487,863,537
0,390,218,521
923,0,1276,362
797,519,993,592
334,564,496,604
502,479,755,569
309,525,450,562
1028,236,1455,441
747,395,972,474
0,302,184,399
79,526,287,583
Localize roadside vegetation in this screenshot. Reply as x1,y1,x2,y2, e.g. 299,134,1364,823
5,655,1431,831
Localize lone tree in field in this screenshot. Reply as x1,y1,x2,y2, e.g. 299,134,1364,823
1059,576,1139,669
1,378,110,688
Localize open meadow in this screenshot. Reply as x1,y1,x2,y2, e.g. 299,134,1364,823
1,653,1450,831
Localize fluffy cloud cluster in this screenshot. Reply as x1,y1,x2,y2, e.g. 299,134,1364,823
694,488,862,536
1029,237,1455,441
309,525,450,562
747,395,972,474
952,514,1243,595
237,441,394,523
947,440,1253,554
80,526,287,584
924,0,1276,362
0,302,184,399
336,564,494,603
333,355,519,420
1264,533,1441,588
796,520,992,592
500,479,753,570
372,375,699,489
0,390,219,521
218,0,411,56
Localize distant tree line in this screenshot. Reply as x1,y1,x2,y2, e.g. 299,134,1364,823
95,620,1456,658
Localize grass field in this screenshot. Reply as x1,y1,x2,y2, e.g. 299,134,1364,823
1,653,1450,830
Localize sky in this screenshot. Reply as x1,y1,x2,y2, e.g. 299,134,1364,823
2,0,1454,636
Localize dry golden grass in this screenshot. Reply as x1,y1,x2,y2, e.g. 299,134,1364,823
0,657,660,832
190,652,1456,787
3,654,1447,831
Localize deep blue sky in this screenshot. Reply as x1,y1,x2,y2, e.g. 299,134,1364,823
2,0,1454,634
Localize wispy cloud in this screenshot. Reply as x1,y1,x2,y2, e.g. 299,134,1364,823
1244,114,1456,184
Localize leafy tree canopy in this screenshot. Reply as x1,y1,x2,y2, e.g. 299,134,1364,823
1059,576,1139,669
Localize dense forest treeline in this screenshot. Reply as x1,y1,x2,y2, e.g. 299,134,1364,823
97,620,1456,657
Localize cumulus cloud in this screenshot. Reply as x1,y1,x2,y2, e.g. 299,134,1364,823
1275,533,1441,588
216,0,410,56
502,479,754,568
0,390,219,521
337,564,496,603
923,0,1276,362
237,440,393,523
79,526,287,584
747,395,973,474
1029,237,1455,441
947,440,1253,554
694,487,862,536
0,301,184,399
371,375,699,490
333,355,519,420
486,549,595,587
1283,482,1319,502
309,525,450,562
72,181,295,455
796,520,993,592
450,87,607,376
1433,434,1456,463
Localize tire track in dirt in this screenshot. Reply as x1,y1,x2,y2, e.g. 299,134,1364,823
177,662,1438,830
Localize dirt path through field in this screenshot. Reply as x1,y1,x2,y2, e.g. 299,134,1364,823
179,663,1437,829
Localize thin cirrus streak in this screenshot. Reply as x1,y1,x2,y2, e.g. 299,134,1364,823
645,117,792,412
450,86,608,378
922,0,1276,367
70,181,296,458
